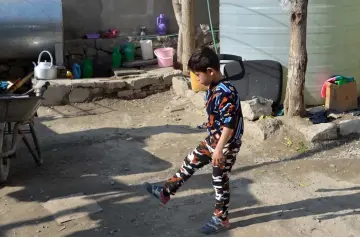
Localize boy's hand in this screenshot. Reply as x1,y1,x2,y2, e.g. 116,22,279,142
212,148,225,168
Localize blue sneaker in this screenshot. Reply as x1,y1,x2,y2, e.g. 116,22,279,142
144,182,170,205
200,216,230,234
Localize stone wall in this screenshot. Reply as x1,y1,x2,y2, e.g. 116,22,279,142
62,0,219,40
42,68,182,106
64,27,220,77
64,36,178,77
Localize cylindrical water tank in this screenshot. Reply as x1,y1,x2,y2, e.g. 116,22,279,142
220,0,360,106
0,0,63,61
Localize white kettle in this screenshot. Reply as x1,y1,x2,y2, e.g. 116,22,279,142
33,51,57,80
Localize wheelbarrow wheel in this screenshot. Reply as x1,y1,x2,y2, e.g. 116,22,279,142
0,136,15,184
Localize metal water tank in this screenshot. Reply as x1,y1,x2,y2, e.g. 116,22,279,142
0,0,63,61
220,0,360,106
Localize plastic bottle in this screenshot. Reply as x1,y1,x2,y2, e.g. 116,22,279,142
72,63,81,79
140,26,147,40
157,14,167,35
83,59,93,78
124,42,135,62
112,47,122,68
140,40,154,60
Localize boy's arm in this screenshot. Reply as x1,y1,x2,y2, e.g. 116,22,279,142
214,127,234,153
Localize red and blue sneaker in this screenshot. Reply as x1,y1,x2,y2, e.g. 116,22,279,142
144,182,170,205
200,216,230,234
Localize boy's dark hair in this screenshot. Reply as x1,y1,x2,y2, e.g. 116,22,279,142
187,46,220,73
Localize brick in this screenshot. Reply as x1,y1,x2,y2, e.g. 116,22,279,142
117,90,134,98
42,85,71,106
125,76,161,89
163,69,182,85
69,88,91,103
134,91,147,98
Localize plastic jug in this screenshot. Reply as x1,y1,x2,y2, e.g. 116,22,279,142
83,59,93,78
157,14,167,35
140,40,154,60
124,42,135,62
112,47,122,68
72,63,81,79
190,71,208,92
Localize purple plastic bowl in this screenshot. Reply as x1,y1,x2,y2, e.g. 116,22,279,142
86,33,100,39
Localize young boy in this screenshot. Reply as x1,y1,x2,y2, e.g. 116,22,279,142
144,46,244,234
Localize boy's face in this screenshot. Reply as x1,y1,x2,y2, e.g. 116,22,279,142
193,68,217,86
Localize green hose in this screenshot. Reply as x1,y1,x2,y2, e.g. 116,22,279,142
207,0,218,54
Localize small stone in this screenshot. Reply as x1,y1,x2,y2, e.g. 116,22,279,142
172,76,189,97
170,106,185,113
243,118,282,141
330,164,336,168
241,97,273,121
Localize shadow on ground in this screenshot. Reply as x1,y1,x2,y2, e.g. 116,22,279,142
0,121,359,236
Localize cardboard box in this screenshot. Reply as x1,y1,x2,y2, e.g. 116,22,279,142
325,81,358,112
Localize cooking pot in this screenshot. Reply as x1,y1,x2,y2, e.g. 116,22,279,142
33,51,57,80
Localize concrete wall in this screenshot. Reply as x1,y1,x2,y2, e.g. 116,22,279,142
62,0,219,40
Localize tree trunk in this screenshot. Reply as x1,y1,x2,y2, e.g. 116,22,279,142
181,0,195,75
284,0,308,117
172,0,183,64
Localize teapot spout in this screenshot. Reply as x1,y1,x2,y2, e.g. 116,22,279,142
32,62,37,68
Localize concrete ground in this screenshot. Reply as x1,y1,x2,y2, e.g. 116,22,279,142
1,91,360,237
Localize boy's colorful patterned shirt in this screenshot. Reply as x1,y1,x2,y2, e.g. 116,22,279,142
205,80,244,145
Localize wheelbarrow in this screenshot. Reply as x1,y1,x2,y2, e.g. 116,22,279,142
0,81,49,183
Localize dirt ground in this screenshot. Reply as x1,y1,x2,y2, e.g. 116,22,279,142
1,91,360,237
